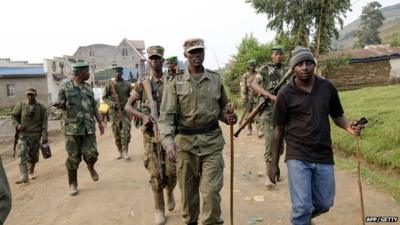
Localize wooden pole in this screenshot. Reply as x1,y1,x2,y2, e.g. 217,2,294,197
230,123,234,225
356,136,365,225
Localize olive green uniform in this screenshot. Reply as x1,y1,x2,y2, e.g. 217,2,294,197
134,75,177,191
102,78,132,147
159,68,228,225
254,64,285,162
58,78,99,170
0,156,11,225
240,71,259,133
11,101,48,165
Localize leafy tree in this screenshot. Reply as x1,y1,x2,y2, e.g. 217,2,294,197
355,1,385,48
246,0,351,58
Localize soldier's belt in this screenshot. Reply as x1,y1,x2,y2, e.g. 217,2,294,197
177,122,219,135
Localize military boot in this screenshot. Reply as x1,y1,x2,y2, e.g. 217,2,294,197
166,188,176,211
87,164,99,182
122,144,131,160
16,163,29,184
247,123,253,135
116,143,123,160
264,161,275,189
67,169,78,196
28,162,37,180
153,189,166,225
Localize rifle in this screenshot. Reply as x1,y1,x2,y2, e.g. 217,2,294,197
110,79,123,115
234,69,292,137
13,128,19,158
238,95,254,126
142,79,167,188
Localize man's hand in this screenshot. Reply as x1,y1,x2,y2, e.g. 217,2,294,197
268,163,280,185
347,120,365,136
54,100,66,109
166,144,178,163
17,124,26,132
142,115,154,127
224,104,238,125
98,122,105,135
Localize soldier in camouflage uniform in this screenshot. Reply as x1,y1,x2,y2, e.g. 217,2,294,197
11,87,48,184
102,66,132,160
125,46,177,225
159,38,237,225
239,59,261,136
0,156,11,225
252,46,286,188
57,62,105,196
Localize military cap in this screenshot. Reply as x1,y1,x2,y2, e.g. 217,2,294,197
26,87,37,95
113,66,124,73
183,38,205,53
166,56,178,64
72,62,90,71
147,45,164,58
247,59,256,65
271,45,284,53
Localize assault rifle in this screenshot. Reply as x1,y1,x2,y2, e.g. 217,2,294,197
238,95,255,126
13,128,19,158
142,79,167,188
234,69,292,137
110,79,123,115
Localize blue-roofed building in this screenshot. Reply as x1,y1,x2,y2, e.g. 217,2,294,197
0,63,48,108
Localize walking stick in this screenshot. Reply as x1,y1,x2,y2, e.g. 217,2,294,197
355,117,368,225
228,104,235,225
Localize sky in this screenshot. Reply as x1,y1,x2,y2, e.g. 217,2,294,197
1,0,399,69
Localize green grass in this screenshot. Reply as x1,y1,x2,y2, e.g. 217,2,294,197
0,107,13,118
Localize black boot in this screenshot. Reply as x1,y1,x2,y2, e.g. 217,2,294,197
67,169,78,196
87,164,99,182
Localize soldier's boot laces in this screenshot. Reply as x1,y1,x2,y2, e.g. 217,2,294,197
87,164,99,182
122,145,131,160
116,144,123,160
68,169,78,196
16,163,30,184
166,188,176,211
153,189,166,225
264,162,275,189
28,163,36,180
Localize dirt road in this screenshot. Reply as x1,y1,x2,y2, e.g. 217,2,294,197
1,121,399,225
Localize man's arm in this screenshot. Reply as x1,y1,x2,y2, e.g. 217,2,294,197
332,116,364,136
101,83,113,106
252,77,277,102
268,125,284,184
125,90,153,126
10,102,22,129
218,81,237,125
41,105,48,142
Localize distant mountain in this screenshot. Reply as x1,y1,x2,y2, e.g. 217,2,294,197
332,3,400,50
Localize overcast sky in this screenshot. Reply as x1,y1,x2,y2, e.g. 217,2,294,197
1,0,399,69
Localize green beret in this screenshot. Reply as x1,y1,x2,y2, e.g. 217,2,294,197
271,45,284,53
166,56,178,64
113,66,124,72
247,59,256,65
73,62,89,71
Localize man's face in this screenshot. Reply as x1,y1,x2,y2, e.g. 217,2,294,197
26,93,36,102
293,60,315,81
168,62,178,71
113,70,123,79
149,55,164,71
248,64,256,72
77,68,90,81
185,48,205,67
271,51,283,65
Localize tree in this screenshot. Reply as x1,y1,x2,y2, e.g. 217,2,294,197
246,0,351,58
355,1,385,48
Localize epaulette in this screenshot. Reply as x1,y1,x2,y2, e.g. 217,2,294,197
206,68,221,76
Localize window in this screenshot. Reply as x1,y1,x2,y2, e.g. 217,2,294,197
89,50,94,56
7,84,16,97
52,61,57,72
122,48,128,56
91,64,96,70
135,64,139,69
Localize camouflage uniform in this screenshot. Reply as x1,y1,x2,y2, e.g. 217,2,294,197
102,74,132,158
58,77,99,192
0,156,11,225
159,64,229,225
254,64,286,162
240,69,258,134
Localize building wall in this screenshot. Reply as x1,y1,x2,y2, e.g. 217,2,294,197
325,59,391,89
389,58,400,83
0,76,48,108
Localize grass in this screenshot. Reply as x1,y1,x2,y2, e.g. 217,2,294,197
0,107,13,118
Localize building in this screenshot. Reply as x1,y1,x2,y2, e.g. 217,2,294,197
0,64,48,108
323,45,400,89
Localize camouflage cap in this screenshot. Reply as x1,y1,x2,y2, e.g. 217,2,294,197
247,59,256,65
147,45,164,58
72,62,89,71
26,87,37,95
166,56,178,64
183,38,205,53
271,45,284,53
113,66,124,73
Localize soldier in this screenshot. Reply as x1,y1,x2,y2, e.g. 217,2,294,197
57,62,104,196
239,59,259,136
11,87,48,183
159,38,237,225
252,46,286,188
0,156,12,225
102,66,132,160
125,46,177,225
165,56,182,80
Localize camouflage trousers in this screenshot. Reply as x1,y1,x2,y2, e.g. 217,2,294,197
0,156,11,224
111,113,131,146
262,109,283,162
177,150,224,225
64,134,98,170
18,133,41,165
143,136,176,191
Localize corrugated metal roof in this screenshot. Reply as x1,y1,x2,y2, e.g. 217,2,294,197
0,66,45,76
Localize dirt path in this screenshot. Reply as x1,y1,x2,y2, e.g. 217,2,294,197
1,122,399,225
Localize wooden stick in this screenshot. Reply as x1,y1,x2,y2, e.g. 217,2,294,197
230,123,234,225
356,136,365,225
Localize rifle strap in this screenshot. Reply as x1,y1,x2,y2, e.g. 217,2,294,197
110,79,120,106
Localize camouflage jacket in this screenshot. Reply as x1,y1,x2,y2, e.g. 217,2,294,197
11,101,48,139
58,78,97,135
254,64,286,108
102,78,132,117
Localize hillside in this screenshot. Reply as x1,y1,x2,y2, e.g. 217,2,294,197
332,3,400,50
